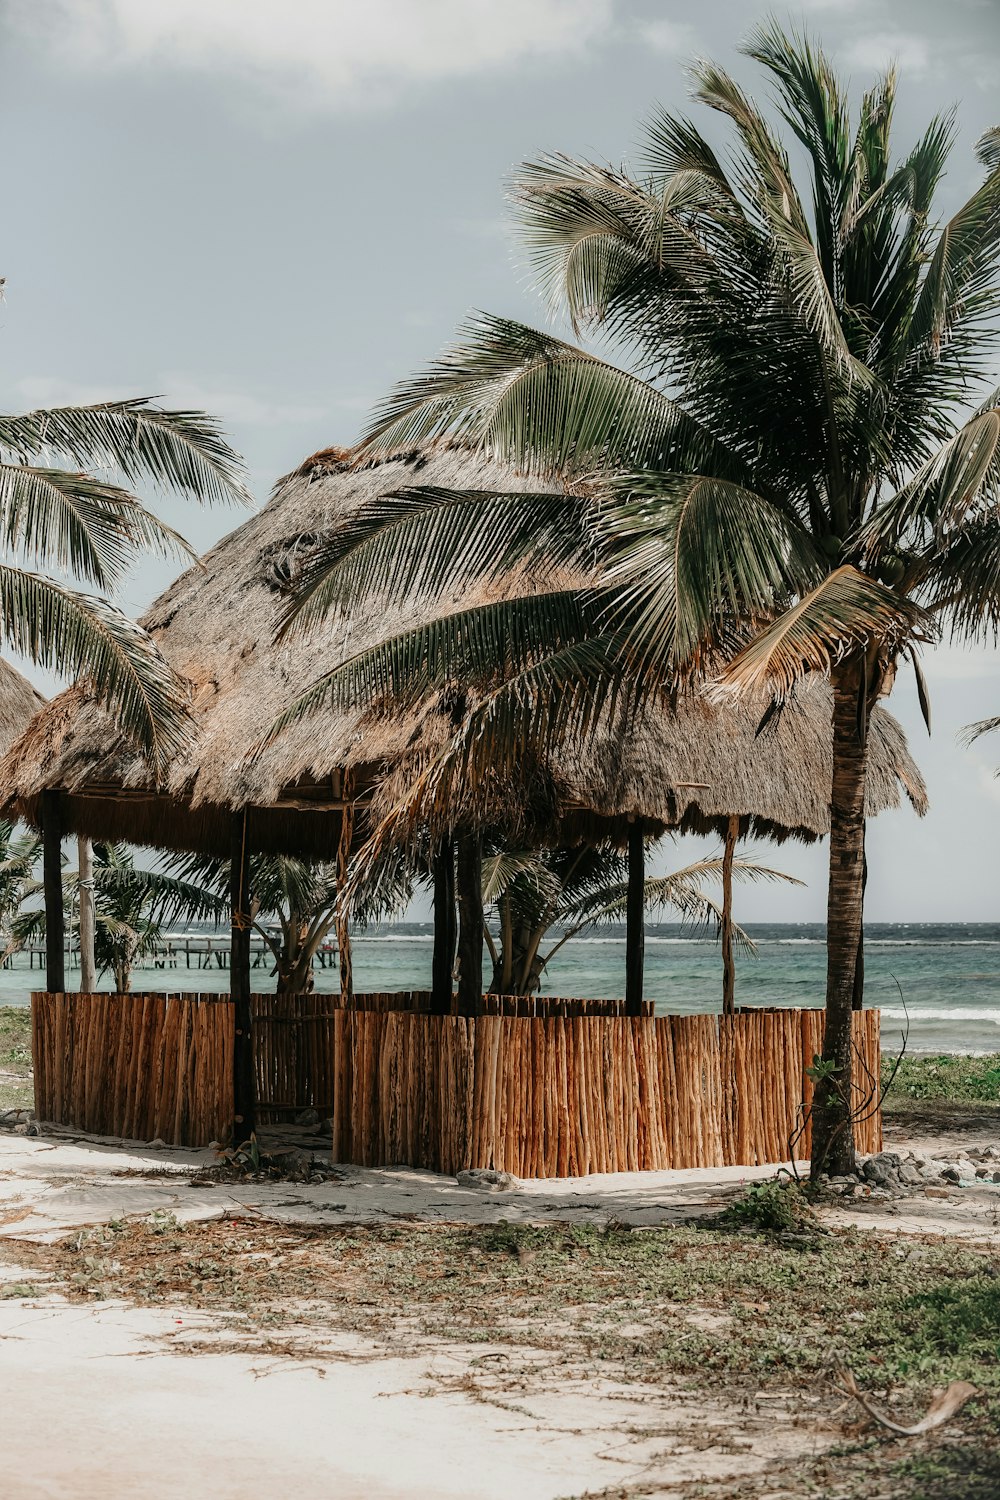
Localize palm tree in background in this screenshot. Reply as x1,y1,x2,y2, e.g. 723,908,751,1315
166,847,414,994
482,842,799,996
9,841,226,992
268,26,1000,1174
0,388,249,759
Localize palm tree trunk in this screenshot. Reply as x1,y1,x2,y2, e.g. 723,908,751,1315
78,836,97,993
625,823,644,1017
431,839,456,1013
721,815,739,1016
455,832,483,1016
812,658,868,1179
852,836,867,1011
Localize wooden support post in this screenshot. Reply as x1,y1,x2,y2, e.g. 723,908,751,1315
721,815,738,1016
431,838,456,1014
42,790,65,994
625,821,644,1017
336,790,354,1000
456,831,483,1016
78,836,97,993
230,809,255,1138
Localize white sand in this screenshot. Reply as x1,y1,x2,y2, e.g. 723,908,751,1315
0,1120,996,1499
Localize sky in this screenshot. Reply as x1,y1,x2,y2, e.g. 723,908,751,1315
0,0,999,923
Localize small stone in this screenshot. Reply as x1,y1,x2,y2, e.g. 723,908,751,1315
864,1153,902,1188
941,1166,961,1184
924,1186,952,1199
456,1168,517,1192
295,1108,321,1128
148,1138,166,1149
898,1165,922,1187
976,1168,991,1179
318,1117,333,1137
993,1172,1000,1185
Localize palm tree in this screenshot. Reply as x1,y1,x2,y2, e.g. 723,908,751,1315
9,842,226,991
482,841,798,996
166,848,414,994
269,27,1000,1176
0,821,42,946
0,392,248,758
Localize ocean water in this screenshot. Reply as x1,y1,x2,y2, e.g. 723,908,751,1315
4,922,1000,1056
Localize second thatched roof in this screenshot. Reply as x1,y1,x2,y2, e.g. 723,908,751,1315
0,444,927,855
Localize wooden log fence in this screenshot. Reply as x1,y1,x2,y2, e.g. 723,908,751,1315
30,991,881,1168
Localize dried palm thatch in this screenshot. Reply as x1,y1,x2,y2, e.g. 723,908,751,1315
0,656,45,764
0,446,926,856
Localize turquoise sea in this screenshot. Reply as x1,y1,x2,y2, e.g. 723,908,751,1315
4,922,1000,1056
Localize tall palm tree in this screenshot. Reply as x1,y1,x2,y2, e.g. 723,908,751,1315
0,392,249,758
268,27,1000,1175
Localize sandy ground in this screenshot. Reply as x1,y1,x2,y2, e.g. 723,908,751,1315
0,1119,997,1499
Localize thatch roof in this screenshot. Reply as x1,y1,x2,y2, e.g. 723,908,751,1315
0,445,927,856
0,657,45,764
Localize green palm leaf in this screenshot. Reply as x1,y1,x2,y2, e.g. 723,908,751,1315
282,485,600,636
0,463,195,588
0,400,251,507
716,566,928,696
0,566,191,762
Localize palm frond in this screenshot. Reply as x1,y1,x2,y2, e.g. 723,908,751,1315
0,463,195,588
0,400,251,507
0,566,192,764
259,590,607,745
358,313,734,477
602,472,821,668
716,566,928,696
281,486,600,637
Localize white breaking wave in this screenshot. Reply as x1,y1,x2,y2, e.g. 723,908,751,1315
881,1006,1000,1025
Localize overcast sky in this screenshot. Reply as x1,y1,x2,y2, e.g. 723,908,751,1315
1,0,999,923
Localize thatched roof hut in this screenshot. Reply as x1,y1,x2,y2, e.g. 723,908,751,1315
0,657,45,762
0,446,927,856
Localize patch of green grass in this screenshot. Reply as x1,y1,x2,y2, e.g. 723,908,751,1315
0,1005,33,1111
882,1053,1000,1105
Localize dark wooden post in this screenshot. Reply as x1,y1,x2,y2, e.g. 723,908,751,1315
431,837,456,1014
336,794,354,1000
42,790,65,994
230,809,255,1138
455,832,483,1016
721,815,739,1016
625,821,644,1017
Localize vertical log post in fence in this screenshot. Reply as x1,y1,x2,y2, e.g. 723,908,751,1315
456,831,483,1016
78,835,97,993
42,790,65,994
625,821,644,1017
432,837,456,1014
230,808,255,1138
721,815,738,1016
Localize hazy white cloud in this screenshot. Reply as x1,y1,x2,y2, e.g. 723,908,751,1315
842,31,931,78
7,0,616,110
10,373,331,427
637,19,698,55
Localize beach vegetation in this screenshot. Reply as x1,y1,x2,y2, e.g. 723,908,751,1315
882,1052,1000,1105
270,25,1000,1177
